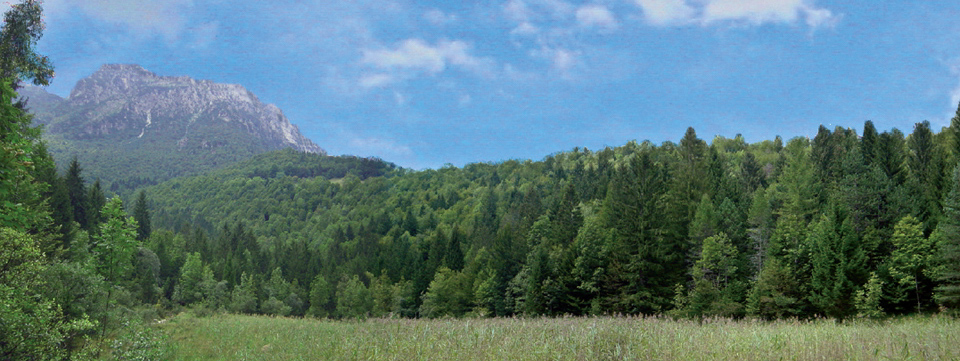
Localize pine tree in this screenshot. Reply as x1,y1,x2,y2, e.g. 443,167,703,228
934,165,960,312
64,157,90,231
807,208,867,318
776,137,820,222
906,121,944,233
133,190,151,241
87,179,105,229
861,120,879,166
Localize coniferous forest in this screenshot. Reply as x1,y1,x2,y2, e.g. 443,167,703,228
3,1,960,359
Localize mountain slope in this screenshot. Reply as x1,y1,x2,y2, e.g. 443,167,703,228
20,64,323,191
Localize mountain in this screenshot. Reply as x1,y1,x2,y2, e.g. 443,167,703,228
19,64,324,192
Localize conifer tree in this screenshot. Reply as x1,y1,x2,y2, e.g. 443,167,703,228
133,190,151,241
64,157,90,231
934,165,960,312
906,121,944,233
87,179,105,230
807,208,867,318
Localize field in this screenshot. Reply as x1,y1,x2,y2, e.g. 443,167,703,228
155,313,960,360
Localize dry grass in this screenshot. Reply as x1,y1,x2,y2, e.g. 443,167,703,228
159,313,960,360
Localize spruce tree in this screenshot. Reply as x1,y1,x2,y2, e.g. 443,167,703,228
133,190,151,241
64,157,89,231
87,179,105,229
934,165,960,312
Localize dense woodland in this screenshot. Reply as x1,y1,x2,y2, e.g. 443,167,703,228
3,1,960,358
135,121,960,321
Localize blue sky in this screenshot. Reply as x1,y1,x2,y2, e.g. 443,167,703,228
25,0,960,169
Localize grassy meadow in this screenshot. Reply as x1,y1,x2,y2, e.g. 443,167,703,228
156,313,960,360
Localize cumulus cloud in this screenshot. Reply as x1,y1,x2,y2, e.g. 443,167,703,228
633,0,838,28
576,5,619,31
633,0,697,26
361,39,494,76
701,0,836,26
45,0,195,42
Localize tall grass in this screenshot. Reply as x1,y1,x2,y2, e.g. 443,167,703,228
159,313,959,360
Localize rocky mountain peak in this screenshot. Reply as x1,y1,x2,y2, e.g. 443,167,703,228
54,64,323,154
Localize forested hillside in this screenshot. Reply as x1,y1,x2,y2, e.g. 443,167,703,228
131,121,960,320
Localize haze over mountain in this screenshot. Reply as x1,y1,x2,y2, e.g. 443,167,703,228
20,64,324,191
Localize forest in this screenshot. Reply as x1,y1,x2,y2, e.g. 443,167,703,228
2,1,960,359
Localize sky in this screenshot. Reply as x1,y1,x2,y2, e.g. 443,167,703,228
22,0,960,169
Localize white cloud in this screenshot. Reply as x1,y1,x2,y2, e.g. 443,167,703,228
633,0,696,26
45,0,195,42
551,48,578,71
424,9,457,26
511,22,541,37
632,0,837,28
702,0,836,26
361,39,494,76
504,0,576,23
803,6,839,28
359,73,396,88
576,5,619,31
504,0,532,23
531,46,580,76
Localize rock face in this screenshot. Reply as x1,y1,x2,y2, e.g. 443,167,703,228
31,64,323,154
20,64,325,190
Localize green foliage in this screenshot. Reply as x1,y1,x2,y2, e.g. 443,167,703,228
133,190,151,241
808,210,867,318
0,79,47,231
228,272,258,314
420,267,473,318
935,164,960,312
73,117,960,322
108,319,168,361
0,228,93,360
93,197,139,283
676,233,745,318
855,272,885,319
307,274,333,318
64,157,89,231
174,252,204,306
885,216,936,313
336,274,373,319
746,258,803,319
0,0,53,86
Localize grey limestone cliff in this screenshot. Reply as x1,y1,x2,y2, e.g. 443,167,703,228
29,64,323,154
